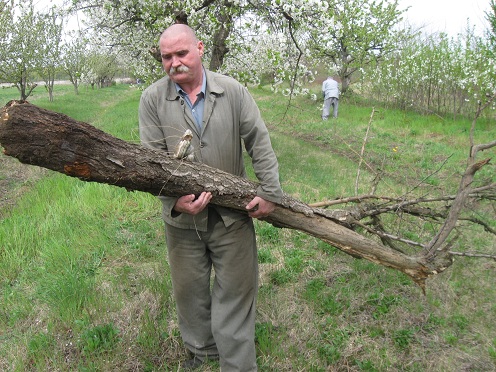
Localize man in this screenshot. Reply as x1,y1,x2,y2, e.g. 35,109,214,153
322,76,340,119
138,24,283,371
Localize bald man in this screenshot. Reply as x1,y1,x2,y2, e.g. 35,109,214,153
139,24,282,371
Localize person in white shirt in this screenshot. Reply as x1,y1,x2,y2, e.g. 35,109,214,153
322,76,340,119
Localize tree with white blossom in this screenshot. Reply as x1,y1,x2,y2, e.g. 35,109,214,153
68,0,406,95
0,0,48,100
37,7,64,102
363,25,496,117
306,0,408,94
61,32,91,95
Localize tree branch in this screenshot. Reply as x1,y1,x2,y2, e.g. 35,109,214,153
449,251,496,260
355,108,375,196
0,100,462,291
424,95,495,258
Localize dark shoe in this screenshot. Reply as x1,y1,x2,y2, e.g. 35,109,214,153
182,355,204,370
181,353,219,371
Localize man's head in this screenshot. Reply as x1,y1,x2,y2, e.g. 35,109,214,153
159,24,204,86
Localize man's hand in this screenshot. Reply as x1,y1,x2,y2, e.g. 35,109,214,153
173,192,212,215
246,196,275,219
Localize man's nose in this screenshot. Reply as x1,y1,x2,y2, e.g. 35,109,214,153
171,56,181,66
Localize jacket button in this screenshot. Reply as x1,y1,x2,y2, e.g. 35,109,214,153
200,142,205,148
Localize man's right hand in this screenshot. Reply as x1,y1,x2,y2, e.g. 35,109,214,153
173,191,212,215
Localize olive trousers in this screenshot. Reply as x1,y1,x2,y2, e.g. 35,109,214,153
165,208,258,371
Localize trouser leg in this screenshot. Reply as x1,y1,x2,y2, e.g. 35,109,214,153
209,214,258,371
332,98,339,118
165,222,219,358
322,98,331,120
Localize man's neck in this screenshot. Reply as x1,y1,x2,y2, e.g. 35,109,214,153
180,80,202,97
180,69,206,104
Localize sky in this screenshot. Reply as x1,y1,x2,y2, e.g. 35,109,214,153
398,0,491,36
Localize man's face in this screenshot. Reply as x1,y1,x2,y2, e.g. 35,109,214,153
159,34,204,85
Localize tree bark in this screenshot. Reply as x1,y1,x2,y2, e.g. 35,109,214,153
208,5,233,72
0,100,454,290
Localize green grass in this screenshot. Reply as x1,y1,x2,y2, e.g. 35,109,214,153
1,83,495,371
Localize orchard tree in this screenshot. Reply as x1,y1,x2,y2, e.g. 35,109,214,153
307,0,408,94
364,32,463,113
69,0,184,84
61,32,91,95
37,7,63,102
364,26,496,117
68,0,258,83
67,0,402,94
0,0,45,100
486,0,496,50
0,0,14,84
0,0,13,64
458,26,496,110
82,50,119,88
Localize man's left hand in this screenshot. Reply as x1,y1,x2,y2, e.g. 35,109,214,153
246,196,275,219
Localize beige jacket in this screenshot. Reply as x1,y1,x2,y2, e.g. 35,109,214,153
138,69,282,231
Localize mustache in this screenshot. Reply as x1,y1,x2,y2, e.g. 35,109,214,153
169,65,190,74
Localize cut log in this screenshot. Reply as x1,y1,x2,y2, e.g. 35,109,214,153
0,100,454,290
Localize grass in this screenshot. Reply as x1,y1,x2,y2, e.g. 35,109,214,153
1,83,495,371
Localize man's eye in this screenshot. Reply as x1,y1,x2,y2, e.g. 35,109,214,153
161,55,171,60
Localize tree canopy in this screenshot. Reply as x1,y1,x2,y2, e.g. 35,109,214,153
1,0,494,114
0,0,54,100
64,0,495,115
307,0,407,93
69,0,408,93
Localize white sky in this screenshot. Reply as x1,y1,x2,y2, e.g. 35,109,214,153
399,0,491,36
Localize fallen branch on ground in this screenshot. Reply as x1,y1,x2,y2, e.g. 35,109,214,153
1,100,494,290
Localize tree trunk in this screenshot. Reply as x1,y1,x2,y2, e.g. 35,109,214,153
208,6,233,72
0,100,454,290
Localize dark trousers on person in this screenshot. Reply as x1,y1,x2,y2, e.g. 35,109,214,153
165,208,258,371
